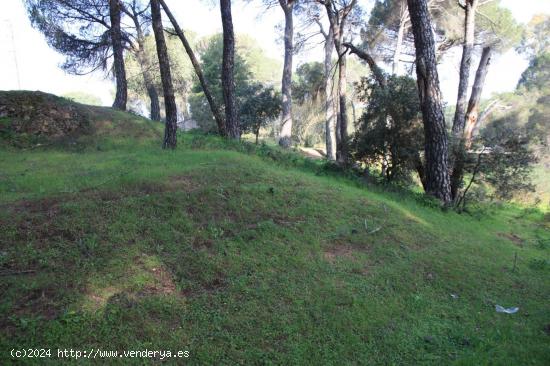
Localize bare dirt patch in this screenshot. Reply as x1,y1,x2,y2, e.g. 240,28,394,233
140,266,178,296
324,244,358,263
167,174,198,192
13,286,65,321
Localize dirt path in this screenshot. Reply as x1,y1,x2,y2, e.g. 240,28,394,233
298,147,325,160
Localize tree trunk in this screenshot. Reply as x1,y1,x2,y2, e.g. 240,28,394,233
220,0,239,139
393,1,408,75
336,49,348,163
145,82,161,121
449,0,478,198
344,42,386,87
133,16,160,120
151,0,177,149
159,0,226,135
324,35,336,160
323,27,336,161
464,47,492,147
109,0,127,110
279,0,294,148
326,1,355,164
451,0,478,137
450,47,492,199
121,1,160,121
407,0,452,204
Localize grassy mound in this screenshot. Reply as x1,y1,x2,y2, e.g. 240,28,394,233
0,128,549,364
0,90,162,149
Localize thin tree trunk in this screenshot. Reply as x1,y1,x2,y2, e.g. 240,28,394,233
407,0,452,204
159,0,226,135
145,81,161,121
279,0,294,148
151,0,177,148
449,0,478,198
451,0,478,137
464,47,492,147
120,1,160,121
323,27,336,160
472,98,499,138
451,46,492,198
135,23,160,120
343,42,386,87
326,0,356,163
393,1,408,75
109,0,127,110
337,49,348,163
220,0,239,138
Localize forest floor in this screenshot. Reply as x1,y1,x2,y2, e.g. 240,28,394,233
0,102,549,364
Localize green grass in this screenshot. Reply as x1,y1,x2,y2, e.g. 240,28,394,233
1,123,549,364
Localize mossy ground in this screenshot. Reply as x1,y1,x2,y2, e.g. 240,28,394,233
0,112,549,364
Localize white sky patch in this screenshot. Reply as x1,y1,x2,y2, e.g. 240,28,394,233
0,0,548,106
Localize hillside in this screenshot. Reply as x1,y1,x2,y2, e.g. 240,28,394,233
0,91,162,149
0,98,549,364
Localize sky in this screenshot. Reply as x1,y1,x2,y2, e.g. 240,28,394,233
1,0,549,106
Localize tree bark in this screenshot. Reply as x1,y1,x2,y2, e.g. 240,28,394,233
151,0,177,148
279,0,294,148
145,79,161,121
464,47,492,147
220,0,239,139
127,8,160,121
449,0,478,199
109,0,127,110
323,26,337,160
325,0,356,164
450,47,492,199
407,0,452,204
451,0,478,137
336,48,348,163
159,0,226,135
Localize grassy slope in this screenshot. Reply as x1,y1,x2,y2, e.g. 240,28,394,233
0,119,549,364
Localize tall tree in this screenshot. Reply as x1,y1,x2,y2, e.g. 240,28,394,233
159,0,226,135
391,0,409,75
25,0,129,109
366,0,410,75
319,0,358,163
463,46,492,147
448,0,479,199
319,21,337,160
150,0,177,148
406,0,452,203
121,0,160,119
278,0,295,147
109,0,128,110
220,0,239,138
449,0,519,200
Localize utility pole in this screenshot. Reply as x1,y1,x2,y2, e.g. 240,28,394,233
2,20,22,89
